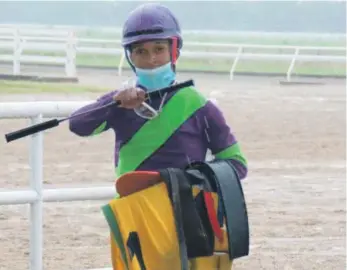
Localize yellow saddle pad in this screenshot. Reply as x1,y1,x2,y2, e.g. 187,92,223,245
102,169,235,270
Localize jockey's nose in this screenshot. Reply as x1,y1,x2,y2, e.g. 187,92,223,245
147,53,159,69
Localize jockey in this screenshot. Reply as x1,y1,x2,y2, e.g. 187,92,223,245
69,3,250,269
68,2,248,181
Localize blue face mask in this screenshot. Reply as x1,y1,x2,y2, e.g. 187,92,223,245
135,62,176,92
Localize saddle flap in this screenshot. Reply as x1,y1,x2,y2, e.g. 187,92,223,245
116,171,163,197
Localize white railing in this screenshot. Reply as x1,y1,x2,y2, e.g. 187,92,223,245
0,27,77,77
0,101,115,270
0,25,345,81
95,40,346,81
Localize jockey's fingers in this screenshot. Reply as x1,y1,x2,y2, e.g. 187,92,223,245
113,88,145,108
136,89,146,100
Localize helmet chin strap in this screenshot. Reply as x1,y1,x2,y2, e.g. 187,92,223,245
124,48,136,73
170,37,178,72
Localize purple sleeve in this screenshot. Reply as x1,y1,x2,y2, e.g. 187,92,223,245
228,159,248,180
203,100,248,180
202,101,236,153
69,90,119,137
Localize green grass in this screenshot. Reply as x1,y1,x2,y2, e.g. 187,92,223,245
184,35,346,47
73,54,346,77
72,31,346,76
0,80,108,94
0,49,344,77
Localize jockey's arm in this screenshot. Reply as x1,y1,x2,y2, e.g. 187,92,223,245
69,90,118,137
203,100,248,180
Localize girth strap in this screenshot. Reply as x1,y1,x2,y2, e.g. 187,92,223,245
188,160,250,260
159,168,189,270
185,169,223,242
159,168,215,270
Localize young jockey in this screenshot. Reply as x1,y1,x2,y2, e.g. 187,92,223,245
69,4,250,269
68,3,248,181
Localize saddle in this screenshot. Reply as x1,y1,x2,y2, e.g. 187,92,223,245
102,160,249,270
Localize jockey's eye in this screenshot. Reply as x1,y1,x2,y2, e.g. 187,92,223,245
134,48,147,55
155,46,164,53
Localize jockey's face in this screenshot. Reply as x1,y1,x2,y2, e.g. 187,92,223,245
129,40,171,70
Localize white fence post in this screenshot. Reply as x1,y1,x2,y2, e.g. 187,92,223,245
13,28,22,75
287,48,300,82
229,45,243,80
65,30,77,77
0,101,118,270
29,114,44,270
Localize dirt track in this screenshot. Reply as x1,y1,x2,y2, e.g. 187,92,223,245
0,71,346,270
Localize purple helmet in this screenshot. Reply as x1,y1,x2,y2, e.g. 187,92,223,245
122,3,183,49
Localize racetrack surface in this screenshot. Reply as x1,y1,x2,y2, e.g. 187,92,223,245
0,71,345,270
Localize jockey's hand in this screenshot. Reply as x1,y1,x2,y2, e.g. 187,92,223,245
113,87,146,109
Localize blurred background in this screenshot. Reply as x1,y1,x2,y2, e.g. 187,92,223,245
0,0,345,79
0,1,345,33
